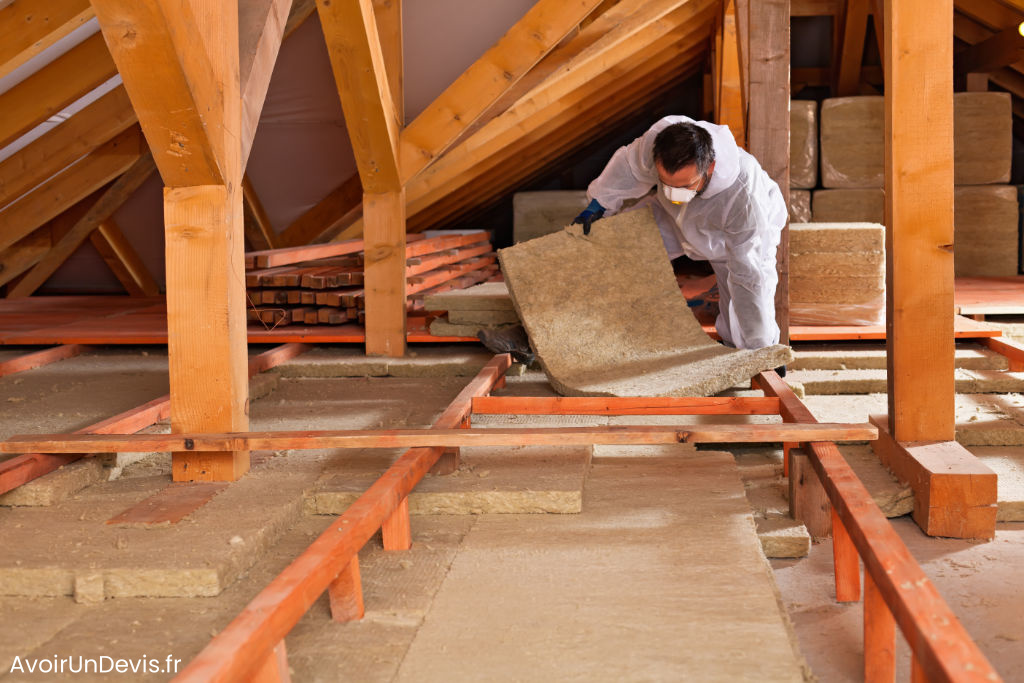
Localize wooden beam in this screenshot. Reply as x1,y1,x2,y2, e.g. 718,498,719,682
372,0,403,124
277,172,363,247
0,0,93,78
955,24,1024,74
717,0,745,147
0,31,117,150
316,0,400,193
7,154,157,298
91,0,225,186
362,190,406,356
884,0,955,441
837,0,870,96
954,0,1023,32
398,0,605,183
0,344,88,378
89,218,161,296
869,415,997,539
241,175,278,251
240,0,291,169
1,422,879,454
0,86,137,210
0,126,143,254
747,0,790,345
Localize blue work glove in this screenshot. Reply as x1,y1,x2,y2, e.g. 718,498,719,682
572,199,605,235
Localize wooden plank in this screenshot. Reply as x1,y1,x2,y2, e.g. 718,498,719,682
790,448,832,537
884,0,956,441
165,185,249,483
864,570,896,682
277,173,363,247
242,175,278,251
9,153,158,297
0,126,144,254
869,415,997,539
832,506,861,602
91,0,225,185
0,344,88,378
105,482,229,526
836,0,870,95
250,239,365,269
716,0,746,148
471,396,781,415
0,86,137,210
90,218,162,297
399,0,605,183
316,0,401,193
0,423,880,454
381,496,412,551
747,0,790,345
0,0,93,78
328,557,365,622
980,336,1024,371
174,355,511,681
0,31,117,150
363,190,406,356
240,0,291,168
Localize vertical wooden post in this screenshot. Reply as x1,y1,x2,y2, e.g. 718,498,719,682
251,641,290,683
328,556,365,622
364,190,407,357
381,496,412,551
747,0,790,344
883,0,955,443
789,448,832,538
864,570,896,682
832,507,861,602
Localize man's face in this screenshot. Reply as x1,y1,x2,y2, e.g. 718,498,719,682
656,160,714,196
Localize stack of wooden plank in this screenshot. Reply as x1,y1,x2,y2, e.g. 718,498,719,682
245,230,498,326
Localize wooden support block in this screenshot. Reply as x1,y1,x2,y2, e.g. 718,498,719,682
783,442,793,478
251,641,291,683
789,448,832,538
106,482,229,526
381,497,412,551
429,447,460,476
328,556,365,623
363,190,407,357
869,415,997,539
864,570,895,682
832,506,860,603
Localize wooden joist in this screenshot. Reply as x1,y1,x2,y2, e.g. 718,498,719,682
472,396,782,415
0,0,93,78
1,422,879,454
0,344,88,378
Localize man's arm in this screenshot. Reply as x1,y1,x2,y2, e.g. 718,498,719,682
586,125,664,213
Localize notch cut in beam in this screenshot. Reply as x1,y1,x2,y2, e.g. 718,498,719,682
1,423,879,455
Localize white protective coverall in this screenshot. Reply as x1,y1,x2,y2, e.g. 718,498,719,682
587,115,787,350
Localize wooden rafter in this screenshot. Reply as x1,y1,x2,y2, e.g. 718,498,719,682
0,126,144,254
317,0,401,193
372,0,403,123
277,173,363,247
954,0,1022,31
8,153,157,298
0,0,93,78
241,174,278,251
955,24,1024,74
0,86,136,210
398,0,607,184
836,0,870,96
240,0,291,169
0,31,117,150
92,0,226,186
89,218,160,296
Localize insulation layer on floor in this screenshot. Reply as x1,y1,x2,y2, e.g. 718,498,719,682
498,209,792,397
394,454,806,682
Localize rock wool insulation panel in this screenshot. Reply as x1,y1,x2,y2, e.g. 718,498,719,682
789,190,811,223
790,222,885,326
790,100,818,189
497,209,793,397
820,92,1012,188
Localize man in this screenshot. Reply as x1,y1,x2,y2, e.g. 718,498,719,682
573,116,787,351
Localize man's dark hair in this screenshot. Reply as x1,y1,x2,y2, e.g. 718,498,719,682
653,123,715,175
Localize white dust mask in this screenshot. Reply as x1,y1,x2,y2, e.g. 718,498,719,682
662,183,698,205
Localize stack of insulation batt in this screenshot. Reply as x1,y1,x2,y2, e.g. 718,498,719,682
789,222,885,326
813,93,1017,276
425,281,520,337
788,100,817,223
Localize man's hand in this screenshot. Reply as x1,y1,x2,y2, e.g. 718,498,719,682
572,198,605,235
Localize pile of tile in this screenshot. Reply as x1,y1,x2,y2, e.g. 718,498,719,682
245,230,498,326
790,222,885,326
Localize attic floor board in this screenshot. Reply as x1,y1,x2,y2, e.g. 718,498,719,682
955,277,1024,315
0,292,1002,345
